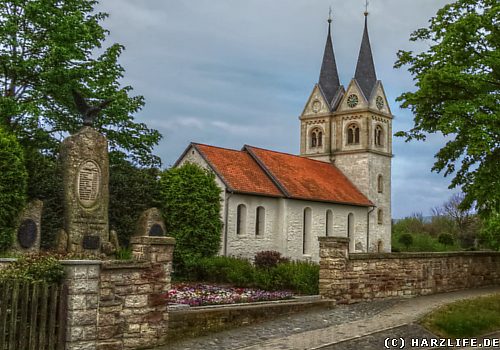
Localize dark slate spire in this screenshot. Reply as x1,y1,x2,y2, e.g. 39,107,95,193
318,13,340,104
354,12,377,99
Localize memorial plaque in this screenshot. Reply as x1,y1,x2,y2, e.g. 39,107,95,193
149,224,165,237
17,219,37,249
78,160,101,207
82,235,101,250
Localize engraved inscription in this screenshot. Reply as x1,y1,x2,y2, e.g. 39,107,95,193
18,219,37,249
78,160,101,207
82,235,101,250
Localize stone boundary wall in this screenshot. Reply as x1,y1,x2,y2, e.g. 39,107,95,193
168,298,335,341
0,236,175,350
319,236,500,303
97,236,174,350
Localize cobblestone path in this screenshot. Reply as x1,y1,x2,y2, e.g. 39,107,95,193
153,286,500,350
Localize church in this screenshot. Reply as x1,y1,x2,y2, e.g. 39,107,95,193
175,12,393,262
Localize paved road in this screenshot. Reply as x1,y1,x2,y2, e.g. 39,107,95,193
154,286,500,350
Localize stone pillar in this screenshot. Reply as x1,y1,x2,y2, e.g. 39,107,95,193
60,127,110,253
134,208,166,237
318,236,350,302
13,199,43,253
62,260,101,350
130,236,175,265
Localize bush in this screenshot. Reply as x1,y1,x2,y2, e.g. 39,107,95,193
192,256,254,285
254,250,289,269
109,154,162,246
270,261,319,295
398,233,414,249
159,163,223,274
438,233,454,246
180,255,319,295
0,253,65,283
0,127,27,251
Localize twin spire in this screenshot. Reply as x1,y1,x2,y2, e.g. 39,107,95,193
318,13,340,104
318,9,377,104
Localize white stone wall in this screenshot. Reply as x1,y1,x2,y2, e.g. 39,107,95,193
225,194,281,259
284,199,368,262
224,194,369,262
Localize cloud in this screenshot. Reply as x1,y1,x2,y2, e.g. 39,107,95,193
95,0,457,218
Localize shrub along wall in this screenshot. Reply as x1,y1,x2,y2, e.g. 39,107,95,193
319,236,500,304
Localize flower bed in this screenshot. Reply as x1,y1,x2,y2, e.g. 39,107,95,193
165,283,294,307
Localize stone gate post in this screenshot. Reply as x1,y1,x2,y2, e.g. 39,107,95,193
62,260,101,350
318,236,350,302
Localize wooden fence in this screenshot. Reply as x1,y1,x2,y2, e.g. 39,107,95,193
0,280,67,350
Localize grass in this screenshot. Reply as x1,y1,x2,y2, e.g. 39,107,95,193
421,294,500,338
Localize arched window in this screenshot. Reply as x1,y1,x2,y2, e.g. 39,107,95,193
310,128,323,148
347,213,354,252
378,209,383,225
303,208,312,254
374,125,383,146
347,124,360,145
236,204,247,235
377,240,384,253
326,210,333,236
255,206,265,236
377,175,383,193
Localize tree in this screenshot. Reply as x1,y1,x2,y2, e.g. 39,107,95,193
0,0,161,166
159,163,223,274
24,151,63,249
0,126,27,251
109,154,162,246
398,233,414,250
432,192,481,247
394,0,499,218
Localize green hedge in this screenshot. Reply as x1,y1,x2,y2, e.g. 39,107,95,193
0,254,65,283
0,127,27,251
184,256,319,295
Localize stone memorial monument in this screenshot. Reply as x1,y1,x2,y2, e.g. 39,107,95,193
13,199,43,253
135,207,167,237
58,91,114,254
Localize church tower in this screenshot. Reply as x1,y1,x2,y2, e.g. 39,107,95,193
299,11,393,252
299,14,344,163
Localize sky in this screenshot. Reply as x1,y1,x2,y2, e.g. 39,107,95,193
95,0,458,219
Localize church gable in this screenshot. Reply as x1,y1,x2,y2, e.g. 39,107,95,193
301,84,331,116
336,79,369,112
368,81,392,115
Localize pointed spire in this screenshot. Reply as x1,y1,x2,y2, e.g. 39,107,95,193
354,10,377,99
318,9,341,105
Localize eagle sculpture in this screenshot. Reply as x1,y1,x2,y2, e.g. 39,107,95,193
72,90,113,127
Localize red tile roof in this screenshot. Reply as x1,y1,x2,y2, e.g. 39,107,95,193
194,144,282,197
189,143,372,207
246,146,372,206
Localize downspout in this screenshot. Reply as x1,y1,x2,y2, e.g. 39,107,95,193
367,205,375,252
223,191,233,256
